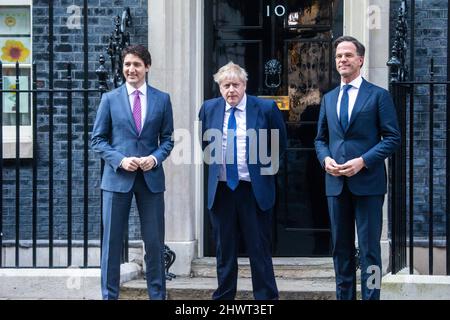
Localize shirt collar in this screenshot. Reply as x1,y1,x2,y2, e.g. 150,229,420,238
126,82,147,96
225,94,247,112
340,75,362,90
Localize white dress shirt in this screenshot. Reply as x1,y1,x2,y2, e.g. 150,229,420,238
126,82,147,131
219,94,251,182
120,82,157,167
337,75,363,122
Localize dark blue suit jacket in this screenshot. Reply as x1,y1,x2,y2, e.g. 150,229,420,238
91,84,174,193
199,95,287,211
315,79,400,196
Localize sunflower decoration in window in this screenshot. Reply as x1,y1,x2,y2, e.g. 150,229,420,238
1,39,30,63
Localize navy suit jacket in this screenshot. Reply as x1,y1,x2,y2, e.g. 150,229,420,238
199,95,287,211
91,84,174,193
315,79,400,196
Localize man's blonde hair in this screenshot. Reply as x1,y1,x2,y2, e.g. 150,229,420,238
213,61,248,85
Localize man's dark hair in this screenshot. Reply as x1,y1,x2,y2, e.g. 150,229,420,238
122,45,152,67
333,36,365,57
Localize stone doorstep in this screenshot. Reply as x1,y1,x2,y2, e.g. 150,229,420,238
122,257,337,300
120,277,337,300
191,257,336,280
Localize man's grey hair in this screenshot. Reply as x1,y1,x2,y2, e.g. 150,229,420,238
213,61,248,85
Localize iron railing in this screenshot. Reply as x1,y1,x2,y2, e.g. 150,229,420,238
1,5,176,279
388,0,450,275
0,60,103,268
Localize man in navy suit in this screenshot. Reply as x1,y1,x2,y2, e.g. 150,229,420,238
199,62,287,300
315,36,400,300
91,45,174,300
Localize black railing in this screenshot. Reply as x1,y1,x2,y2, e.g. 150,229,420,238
1,6,176,278
388,0,450,276
390,76,450,276
0,60,103,268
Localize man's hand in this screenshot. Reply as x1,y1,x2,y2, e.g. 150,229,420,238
324,157,342,177
139,156,156,172
121,157,141,172
338,157,366,177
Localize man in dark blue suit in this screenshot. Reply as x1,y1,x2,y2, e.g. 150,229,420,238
199,62,287,300
315,36,400,300
91,45,174,300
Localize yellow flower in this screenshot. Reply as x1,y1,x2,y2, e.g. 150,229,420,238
1,40,30,62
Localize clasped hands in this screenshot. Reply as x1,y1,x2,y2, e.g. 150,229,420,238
324,156,365,177
121,156,155,172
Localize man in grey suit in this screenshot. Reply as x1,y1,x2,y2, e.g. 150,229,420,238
91,45,174,300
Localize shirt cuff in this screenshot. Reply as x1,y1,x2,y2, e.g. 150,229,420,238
150,155,158,167
119,157,125,169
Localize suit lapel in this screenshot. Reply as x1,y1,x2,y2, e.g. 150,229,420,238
327,86,341,133
143,85,157,132
245,95,258,131
245,95,259,161
213,98,226,132
118,85,136,130
347,79,371,130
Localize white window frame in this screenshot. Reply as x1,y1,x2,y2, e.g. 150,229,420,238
1,0,33,159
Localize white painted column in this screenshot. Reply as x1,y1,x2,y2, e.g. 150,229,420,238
344,0,371,78
344,0,391,275
148,0,204,276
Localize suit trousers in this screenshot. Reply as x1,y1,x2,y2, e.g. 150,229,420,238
209,181,278,300
101,171,165,300
327,183,384,300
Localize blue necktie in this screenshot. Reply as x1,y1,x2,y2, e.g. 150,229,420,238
226,107,239,190
340,84,352,131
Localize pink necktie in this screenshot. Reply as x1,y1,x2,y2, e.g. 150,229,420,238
132,90,142,134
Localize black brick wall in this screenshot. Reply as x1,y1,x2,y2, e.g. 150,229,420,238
2,0,148,241
390,0,448,239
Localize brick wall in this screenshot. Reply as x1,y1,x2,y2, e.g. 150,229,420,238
2,0,148,242
390,0,448,239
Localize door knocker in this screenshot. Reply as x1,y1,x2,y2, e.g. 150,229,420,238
264,59,282,88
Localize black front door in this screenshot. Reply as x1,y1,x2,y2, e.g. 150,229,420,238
204,0,343,256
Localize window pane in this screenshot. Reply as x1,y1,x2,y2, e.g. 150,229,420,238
2,67,31,126
0,37,31,63
286,0,332,27
215,0,262,27
0,6,31,35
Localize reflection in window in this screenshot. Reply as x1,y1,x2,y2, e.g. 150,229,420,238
286,0,331,26
216,0,261,27
287,40,330,122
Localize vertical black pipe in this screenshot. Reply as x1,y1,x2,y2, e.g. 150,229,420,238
48,0,54,267
410,0,415,81
401,85,408,271
83,0,89,268
328,0,334,91
429,58,434,275
446,0,450,276
0,61,3,267
67,64,73,267
391,83,398,273
32,63,38,267
391,83,407,274
15,61,20,267
409,84,414,274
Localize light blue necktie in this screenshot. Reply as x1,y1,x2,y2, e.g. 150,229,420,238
226,107,239,190
340,84,352,131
